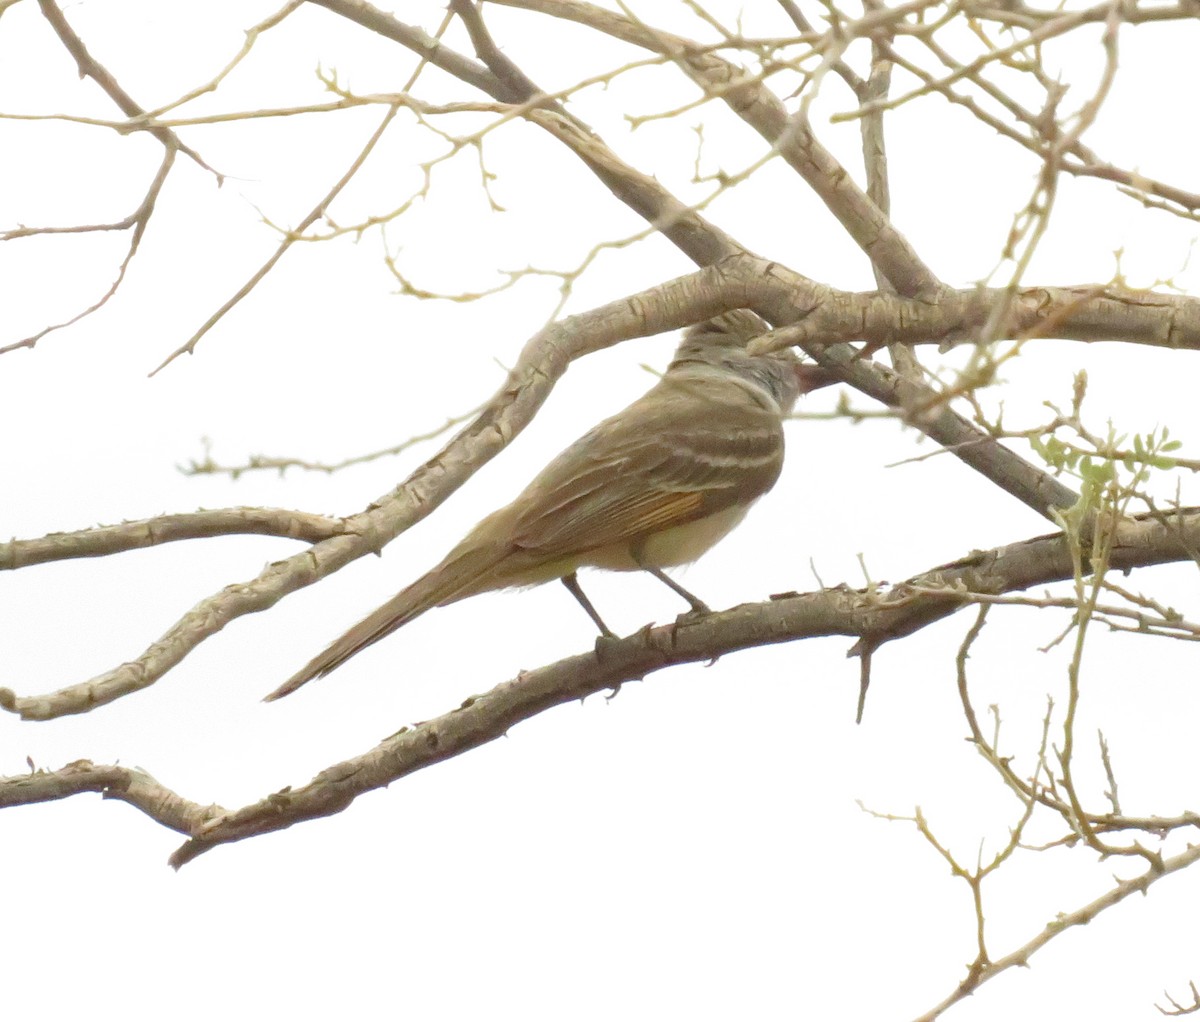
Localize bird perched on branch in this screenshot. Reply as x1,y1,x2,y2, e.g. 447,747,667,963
268,310,837,701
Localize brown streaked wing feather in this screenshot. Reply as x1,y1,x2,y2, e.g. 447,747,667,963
540,489,708,550
511,386,784,558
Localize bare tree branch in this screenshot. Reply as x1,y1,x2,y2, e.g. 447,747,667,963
36,0,219,178
0,269,781,720
0,147,174,354
180,401,487,479
149,102,401,374
483,0,1082,520
312,0,745,266
493,0,942,297
749,284,1200,353
5,10,1200,1007
0,760,224,837
4,506,1199,864
0,2,232,354
0,507,346,570
914,839,1200,1020
877,36,1200,218
10,253,1196,717
149,6,454,371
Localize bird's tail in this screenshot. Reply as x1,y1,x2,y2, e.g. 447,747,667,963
265,541,507,702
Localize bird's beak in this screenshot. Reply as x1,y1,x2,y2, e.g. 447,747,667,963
795,363,841,394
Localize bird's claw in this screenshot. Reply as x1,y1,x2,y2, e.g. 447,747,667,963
675,604,710,625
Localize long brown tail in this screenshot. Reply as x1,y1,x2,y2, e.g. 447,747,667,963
265,542,506,701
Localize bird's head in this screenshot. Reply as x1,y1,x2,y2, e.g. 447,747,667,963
672,311,839,412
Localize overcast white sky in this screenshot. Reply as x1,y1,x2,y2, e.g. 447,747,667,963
2,2,1199,1020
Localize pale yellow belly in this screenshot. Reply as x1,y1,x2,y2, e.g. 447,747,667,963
450,502,757,599
581,502,753,571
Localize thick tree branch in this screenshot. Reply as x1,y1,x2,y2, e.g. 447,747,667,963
480,1,1081,517
493,0,943,299
9,256,1187,717
311,1,1085,529
11,259,1188,716
0,761,224,837
0,507,347,570
960,0,1197,28
306,0,510,97
0,269,778,720
737,265,1083,518
3,506,1198,865
748,284,1200,353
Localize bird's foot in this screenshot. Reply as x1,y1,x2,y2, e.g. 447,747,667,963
674,601,711,625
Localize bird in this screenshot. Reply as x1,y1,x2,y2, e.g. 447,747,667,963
267,310,837,701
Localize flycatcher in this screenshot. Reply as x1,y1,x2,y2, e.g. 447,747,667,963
268,311,836,700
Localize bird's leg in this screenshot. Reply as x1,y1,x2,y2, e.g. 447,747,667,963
560,572,616,638
641,565,711,615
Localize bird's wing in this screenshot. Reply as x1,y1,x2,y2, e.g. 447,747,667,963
510,383,785,558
